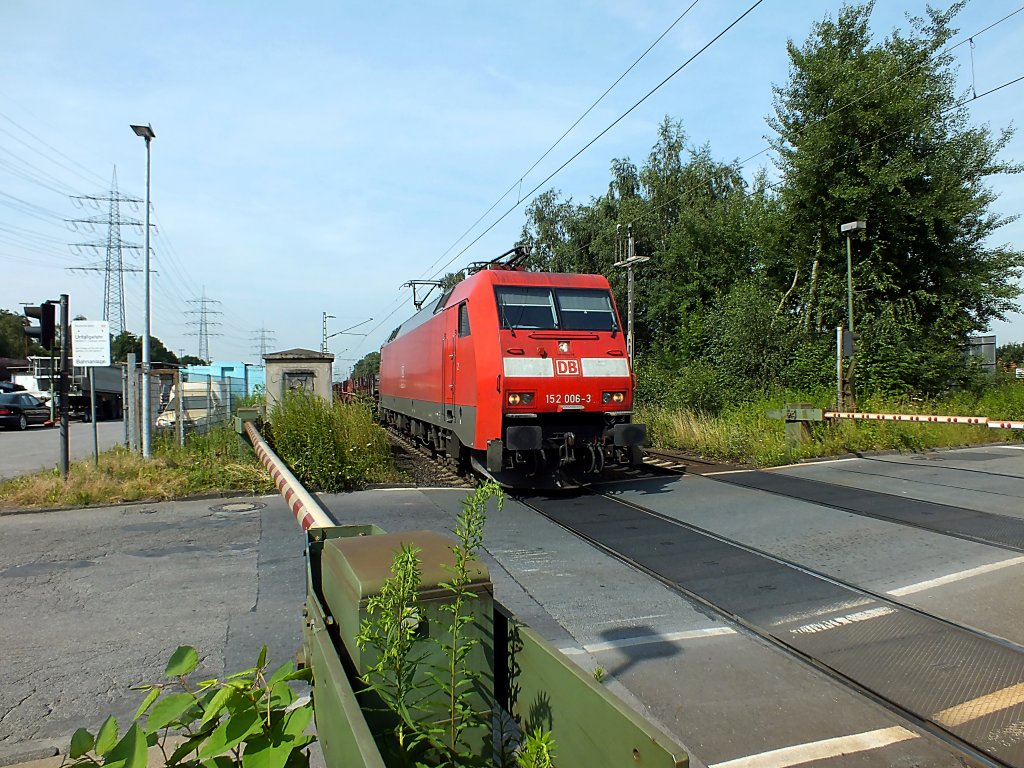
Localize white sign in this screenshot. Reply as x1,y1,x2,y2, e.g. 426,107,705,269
71,321,111,367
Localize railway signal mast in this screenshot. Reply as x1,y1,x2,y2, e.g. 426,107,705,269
613,224,649,361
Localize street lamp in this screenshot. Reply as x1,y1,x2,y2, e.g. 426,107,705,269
840,220,866,332
131,123,155,459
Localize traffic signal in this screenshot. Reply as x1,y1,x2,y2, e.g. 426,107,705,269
842,331,861,358
24,302,56,349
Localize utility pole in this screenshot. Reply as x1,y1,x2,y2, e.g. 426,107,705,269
66,167,144,336
186,287,223,362
251,325,276,359
613,224,649,361
58,294,69,479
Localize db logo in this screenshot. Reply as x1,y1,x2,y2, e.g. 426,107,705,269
555,359,580,376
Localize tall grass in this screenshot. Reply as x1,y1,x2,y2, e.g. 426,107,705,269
0,426,275,510
267,392,394,492
640,380,1024,466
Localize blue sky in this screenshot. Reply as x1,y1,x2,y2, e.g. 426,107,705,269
2,1,1022,375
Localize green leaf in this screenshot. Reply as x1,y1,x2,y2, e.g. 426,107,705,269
102,723,147,768
145,692,196,734
165,646,200,677
240,734,294,768
280,705,313,740
266,662,293,687
132,688,162,722
256,646,268,670
69,728,95,759
166,733,206,765
197,706,263,759
95,716,119,756
200,687,234,727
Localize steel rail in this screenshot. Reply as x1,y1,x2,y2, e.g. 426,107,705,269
517,489,1020,768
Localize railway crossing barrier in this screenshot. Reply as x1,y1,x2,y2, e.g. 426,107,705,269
237,409,689,768
767,403,1024,449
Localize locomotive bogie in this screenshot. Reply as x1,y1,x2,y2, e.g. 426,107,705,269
379,265,646,489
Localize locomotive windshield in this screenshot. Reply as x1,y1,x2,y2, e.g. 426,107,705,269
495,286,617,331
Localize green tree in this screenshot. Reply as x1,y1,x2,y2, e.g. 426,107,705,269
769,1,1023,394
178,355,207,366
998,342,1024,369
110,331,180,365
352,351,380,381
0,309,32,358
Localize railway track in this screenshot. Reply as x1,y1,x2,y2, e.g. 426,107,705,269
515,488,1024,768
383,424,475,488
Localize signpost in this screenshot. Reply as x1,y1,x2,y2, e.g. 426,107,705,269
71,320,111,466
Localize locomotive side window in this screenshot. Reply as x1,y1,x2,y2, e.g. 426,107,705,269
555,288,617,331
495,287,557,329
458,302,471,337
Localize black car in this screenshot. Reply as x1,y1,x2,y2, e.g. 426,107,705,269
0,392,51,430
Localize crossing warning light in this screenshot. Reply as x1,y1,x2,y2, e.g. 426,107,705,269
24,302,56,349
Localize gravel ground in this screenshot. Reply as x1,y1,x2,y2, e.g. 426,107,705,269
386,434,472,488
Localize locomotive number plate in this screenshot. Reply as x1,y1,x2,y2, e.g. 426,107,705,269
545,393,592,405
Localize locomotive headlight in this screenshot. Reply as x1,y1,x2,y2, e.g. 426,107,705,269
508,393,521,406
603,391,625,404
507,392,534,406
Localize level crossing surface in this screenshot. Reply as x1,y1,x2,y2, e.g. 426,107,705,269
1,444,1021,768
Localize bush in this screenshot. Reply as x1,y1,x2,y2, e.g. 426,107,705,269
267,393,393,492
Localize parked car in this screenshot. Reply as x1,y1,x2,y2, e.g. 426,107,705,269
0,392,51,430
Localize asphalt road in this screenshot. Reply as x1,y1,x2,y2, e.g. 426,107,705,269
1,445,1021,768
0,493,306,758
0,420,125,481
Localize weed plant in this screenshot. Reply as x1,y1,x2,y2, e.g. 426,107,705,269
0,425,274,510
355,482,549,767
640,379,1024,466
64,645,313,768
267,392,393,492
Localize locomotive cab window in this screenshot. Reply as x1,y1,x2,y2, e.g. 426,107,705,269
555,288,617,331
458,302,471,337
496,287,557,329
495,286,616,331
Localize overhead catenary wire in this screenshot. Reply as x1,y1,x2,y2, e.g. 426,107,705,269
419,0,706,279
348,10,1024,364
351,0,765,358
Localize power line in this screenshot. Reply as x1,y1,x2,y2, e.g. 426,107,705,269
353,0,765,355
420,0,706,278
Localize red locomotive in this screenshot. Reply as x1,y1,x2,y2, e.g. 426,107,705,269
378,248,645,488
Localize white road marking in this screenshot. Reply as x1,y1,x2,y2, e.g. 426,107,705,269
764,457,862,471
934,682,1024,728
887,556,1024,596
789,606,895,636
704,469,755,476
772,598,873,627
559,626,735,656
708,726,918,768
709,684,1024,767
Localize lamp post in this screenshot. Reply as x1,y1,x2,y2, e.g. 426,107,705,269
838,220,866,412
131,124,155,458
840,220,866,332
613,225,649,361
